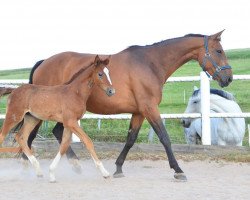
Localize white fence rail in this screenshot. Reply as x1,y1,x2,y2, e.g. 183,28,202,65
1,73,250,145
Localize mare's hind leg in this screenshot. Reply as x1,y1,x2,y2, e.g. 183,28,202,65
16,115,43,177
66,120,109,178
49,128,72,183
52,122,81,174
114,114,145,178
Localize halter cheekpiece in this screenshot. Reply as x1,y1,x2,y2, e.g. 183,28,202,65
201,36,232,78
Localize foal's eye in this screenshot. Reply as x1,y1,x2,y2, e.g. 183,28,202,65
193,101,198,104
216,50,222,54
98,72,103,78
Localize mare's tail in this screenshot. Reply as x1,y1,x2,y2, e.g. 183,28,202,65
29,60,44,84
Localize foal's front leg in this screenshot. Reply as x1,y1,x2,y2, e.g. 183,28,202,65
49,128,72,183
68,121,110,178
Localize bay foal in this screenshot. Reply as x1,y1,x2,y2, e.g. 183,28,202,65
0,56,115,182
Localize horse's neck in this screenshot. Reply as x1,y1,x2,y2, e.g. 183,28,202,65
68,69,94,100
148,37,203,82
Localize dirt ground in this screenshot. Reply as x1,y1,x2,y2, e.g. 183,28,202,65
0,157,250,200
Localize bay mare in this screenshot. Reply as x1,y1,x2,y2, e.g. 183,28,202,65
0,56,115,182
21,31,232,181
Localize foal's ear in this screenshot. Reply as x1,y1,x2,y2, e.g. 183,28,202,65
103,57,110,66
94,55,101,66
210,30,225,41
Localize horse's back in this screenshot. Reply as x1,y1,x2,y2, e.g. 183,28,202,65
32,52,96,86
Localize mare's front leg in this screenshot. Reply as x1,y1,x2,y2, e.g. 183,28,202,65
145,106,187,181
68,120,110,178
52,122,82,174
49,128,72,183
114,114,145,178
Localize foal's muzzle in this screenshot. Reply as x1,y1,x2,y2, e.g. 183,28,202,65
106,87,115,97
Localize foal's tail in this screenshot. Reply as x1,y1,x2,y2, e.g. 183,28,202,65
0,87,15,98
0,60,44,99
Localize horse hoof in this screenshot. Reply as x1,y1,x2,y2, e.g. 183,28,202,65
49,178,57,183
174,173,187,182
20,158,30,170
113,172,125,178
69,159,82,174
104,174,111,179
37,174,43,178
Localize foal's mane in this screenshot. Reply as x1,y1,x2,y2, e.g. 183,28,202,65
65,61,95,85
192,89,235,101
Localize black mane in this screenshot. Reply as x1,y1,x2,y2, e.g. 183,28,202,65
184,34,206,38
125,33,207,51
192,88,235,101
65,61,94,85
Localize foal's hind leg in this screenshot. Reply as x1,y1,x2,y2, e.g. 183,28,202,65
21,120,42,167
0,111,24,145
67,120,109,178
16,115,43,177
52,122,81,174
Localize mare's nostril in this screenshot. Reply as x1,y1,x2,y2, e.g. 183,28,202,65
228,77,233,83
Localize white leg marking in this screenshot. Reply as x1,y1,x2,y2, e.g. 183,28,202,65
27,155,43,177
104,67,112,85
72,121,81,142
91,155,110,178
49,152,62,183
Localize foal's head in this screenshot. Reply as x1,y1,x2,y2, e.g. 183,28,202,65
92,55,115,97
195,30,233,87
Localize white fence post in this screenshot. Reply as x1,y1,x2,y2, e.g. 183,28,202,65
200,72,211,145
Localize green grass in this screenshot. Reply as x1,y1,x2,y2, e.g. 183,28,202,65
0,48,250,145
0,68,30,79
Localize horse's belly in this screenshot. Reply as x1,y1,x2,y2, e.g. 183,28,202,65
86,92,137,114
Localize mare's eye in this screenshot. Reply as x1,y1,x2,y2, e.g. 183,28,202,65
193,101,198,104
216,50,222,54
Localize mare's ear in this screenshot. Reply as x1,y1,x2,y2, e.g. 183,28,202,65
94,55,101,66
210,30,225,41
193,86,199,91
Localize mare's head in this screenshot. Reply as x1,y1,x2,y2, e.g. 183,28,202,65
181,86,235,128
92,55,115,97
195,30,233,87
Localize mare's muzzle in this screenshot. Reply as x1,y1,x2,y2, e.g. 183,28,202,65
106,87,115,97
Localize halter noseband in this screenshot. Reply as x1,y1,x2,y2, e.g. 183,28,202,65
201,36,232,79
